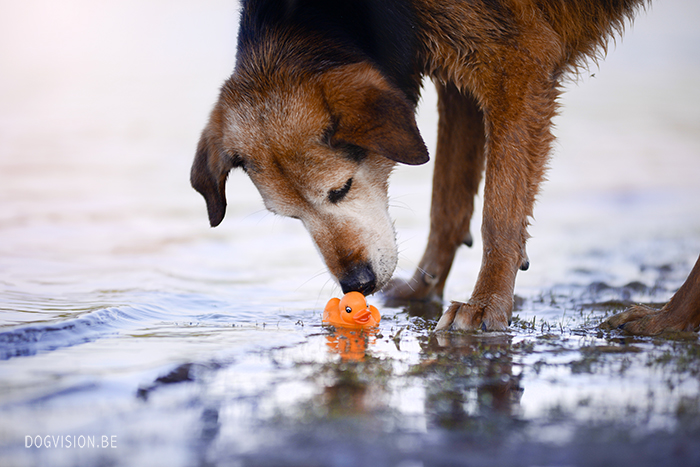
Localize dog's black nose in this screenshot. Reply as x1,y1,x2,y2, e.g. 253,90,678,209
340,263,377,296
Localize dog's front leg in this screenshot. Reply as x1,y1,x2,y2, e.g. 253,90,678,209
435,76,556,331
383,81,485,302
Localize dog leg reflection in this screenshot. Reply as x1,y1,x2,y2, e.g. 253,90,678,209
420,333,522,429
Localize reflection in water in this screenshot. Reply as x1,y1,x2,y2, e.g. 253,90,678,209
419,333,523,431
320,367,374,417
384,297,443,322
324,326,379,362
319,324,524,435
195,406,221,467
320,327,386,417
310,350,393,421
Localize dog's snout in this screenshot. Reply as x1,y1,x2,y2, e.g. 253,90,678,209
340,263,377,296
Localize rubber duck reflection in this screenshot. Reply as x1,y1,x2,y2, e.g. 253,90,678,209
324,326,379,362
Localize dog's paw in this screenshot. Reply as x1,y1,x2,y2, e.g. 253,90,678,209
600,304,688,336
382,273,440,303
434,297,511,332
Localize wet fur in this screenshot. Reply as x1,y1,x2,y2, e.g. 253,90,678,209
192,0,700,333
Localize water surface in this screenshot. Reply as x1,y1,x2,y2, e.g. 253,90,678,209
1,1,700,466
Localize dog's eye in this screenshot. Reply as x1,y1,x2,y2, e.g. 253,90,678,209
328,178,352,204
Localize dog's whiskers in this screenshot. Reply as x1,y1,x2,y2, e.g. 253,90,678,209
388,200,416,213
295,268,332,293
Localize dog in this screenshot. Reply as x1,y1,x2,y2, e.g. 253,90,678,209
191,0,700,335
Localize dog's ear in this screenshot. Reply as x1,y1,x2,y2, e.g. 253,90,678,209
323,63,429,165
190,109,242,227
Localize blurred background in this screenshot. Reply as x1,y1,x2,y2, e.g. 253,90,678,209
1,0,699,304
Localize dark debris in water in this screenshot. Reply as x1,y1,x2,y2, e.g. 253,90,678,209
136,362,220,400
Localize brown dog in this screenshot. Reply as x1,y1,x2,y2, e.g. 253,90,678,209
191,0,700,334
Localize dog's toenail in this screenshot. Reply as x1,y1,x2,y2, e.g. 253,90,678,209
422,272,438,286
463,232,473,248
481,322,487,331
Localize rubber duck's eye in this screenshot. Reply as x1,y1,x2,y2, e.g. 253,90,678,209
345,306,352,314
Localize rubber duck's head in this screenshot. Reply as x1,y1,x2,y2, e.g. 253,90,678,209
339,292,372,325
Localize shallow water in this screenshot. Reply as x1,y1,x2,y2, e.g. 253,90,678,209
1,1,700,466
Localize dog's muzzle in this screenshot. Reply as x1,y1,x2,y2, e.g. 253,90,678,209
339,262,377,296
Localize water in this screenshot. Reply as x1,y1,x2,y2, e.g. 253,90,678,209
1,1,700,466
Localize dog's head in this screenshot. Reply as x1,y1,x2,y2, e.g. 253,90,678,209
191,62,428,294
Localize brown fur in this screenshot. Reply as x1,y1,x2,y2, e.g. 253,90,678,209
601,256,700,335
192,0,700,334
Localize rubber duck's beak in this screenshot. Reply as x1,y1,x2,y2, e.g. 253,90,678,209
353,309,371,324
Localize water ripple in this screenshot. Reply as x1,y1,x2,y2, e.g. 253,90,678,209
0,306,139,360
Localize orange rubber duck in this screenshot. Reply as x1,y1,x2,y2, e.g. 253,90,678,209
323,291,381,328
